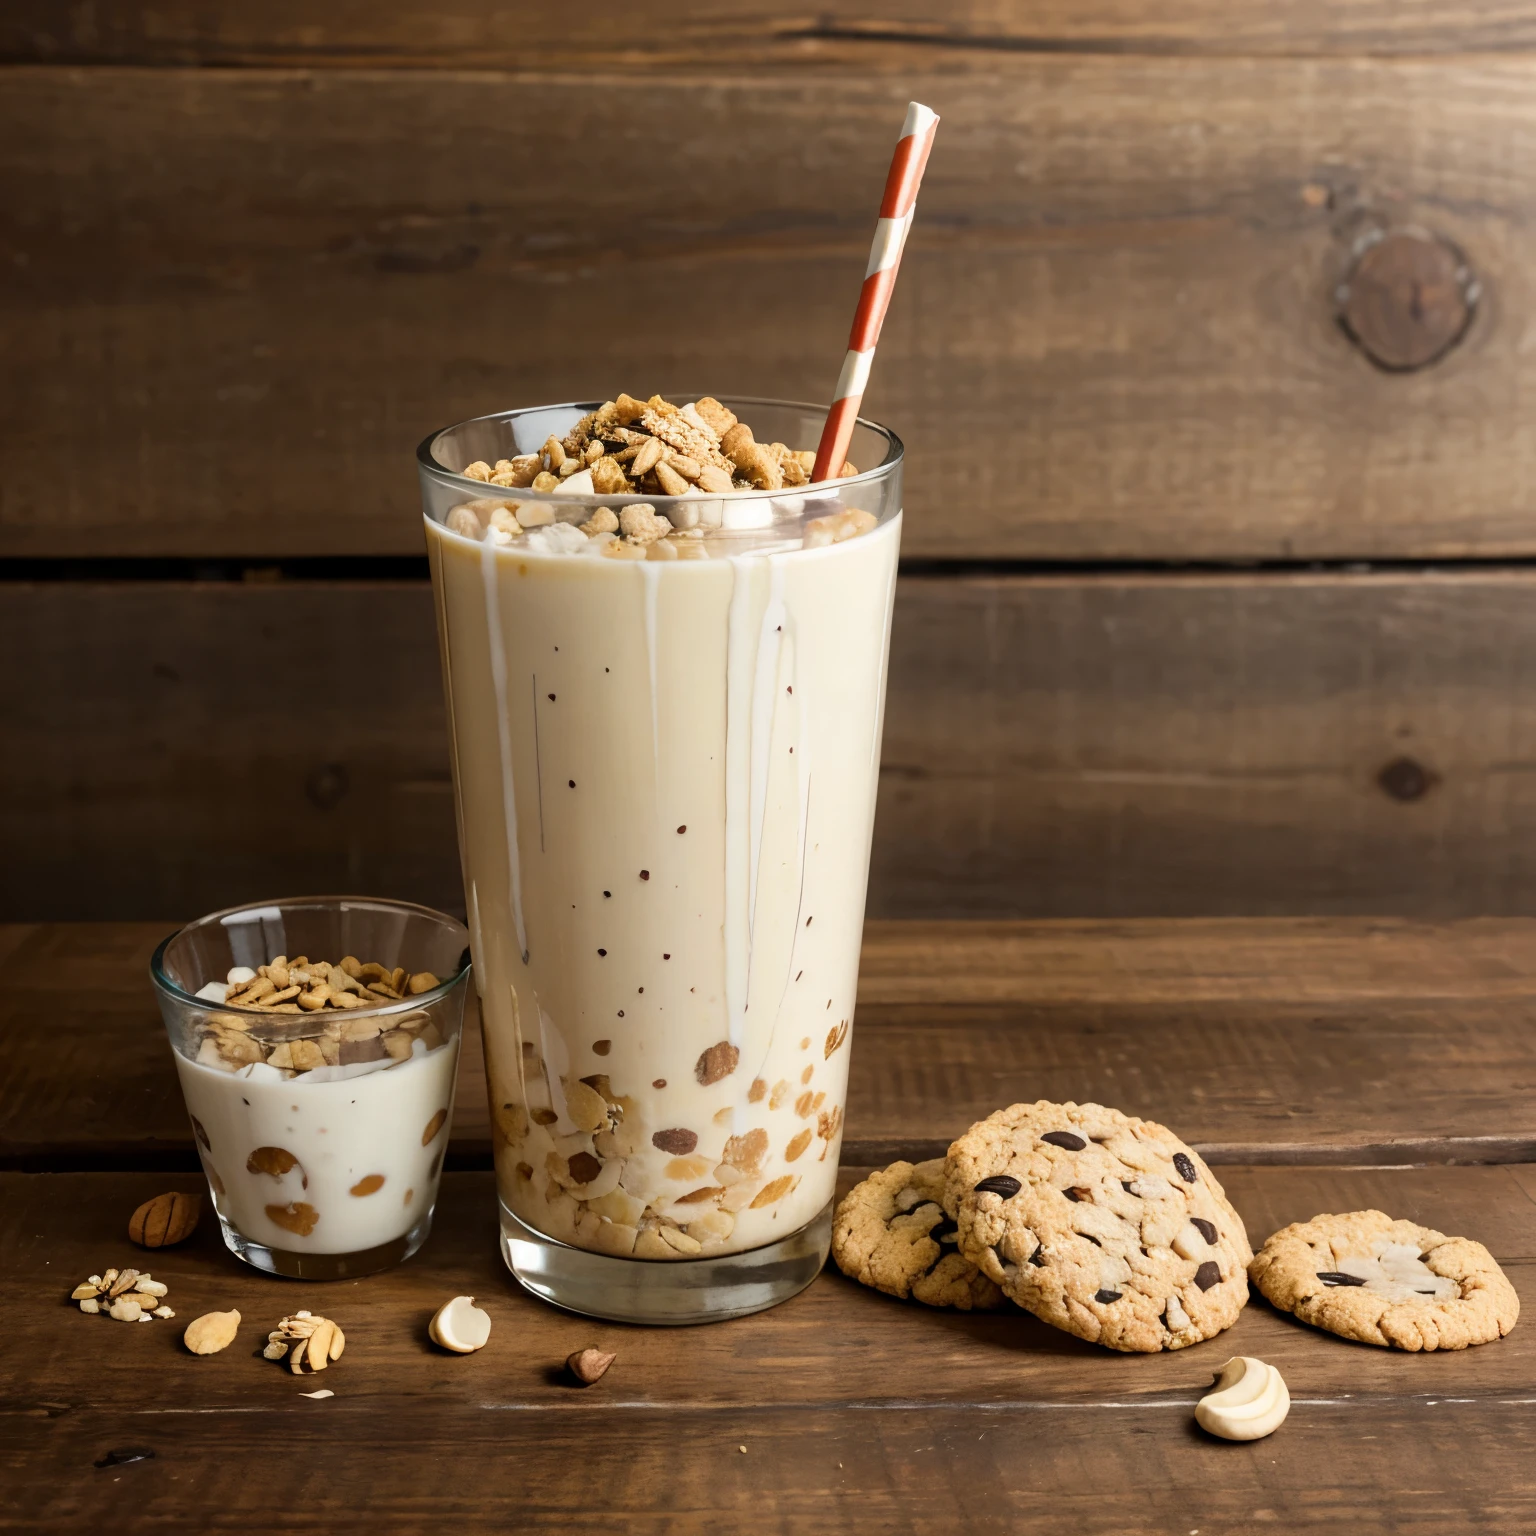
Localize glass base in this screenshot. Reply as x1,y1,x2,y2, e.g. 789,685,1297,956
500,1197,832,1325
217,1208,435,1280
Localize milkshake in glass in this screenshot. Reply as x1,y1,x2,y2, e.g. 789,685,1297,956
420,396,901,1321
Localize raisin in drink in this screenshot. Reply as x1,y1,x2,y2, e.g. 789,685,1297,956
420,396,902,1321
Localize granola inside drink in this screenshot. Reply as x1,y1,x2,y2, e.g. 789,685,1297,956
422,396,902,1270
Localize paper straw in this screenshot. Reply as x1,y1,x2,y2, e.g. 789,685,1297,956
811,100,940,484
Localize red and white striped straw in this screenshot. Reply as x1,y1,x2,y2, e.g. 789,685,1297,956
811,100,940,484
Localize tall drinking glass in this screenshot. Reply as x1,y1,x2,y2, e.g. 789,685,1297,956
419,397,901,1322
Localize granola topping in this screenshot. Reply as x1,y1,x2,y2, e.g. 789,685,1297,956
445,395,872,558
190,956,447,1079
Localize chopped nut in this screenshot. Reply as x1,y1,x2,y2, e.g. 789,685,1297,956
184,1309,241,1354
653,461,691,497
629,436,665,478
78,1297,100,1314
266,1312,344,1372
109,1297,144,1322
566,1347,616,1386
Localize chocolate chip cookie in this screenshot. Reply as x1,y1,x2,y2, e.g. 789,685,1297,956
1250,1210,1519,1351
832,1159,1006,1310
945,1101,1252,1352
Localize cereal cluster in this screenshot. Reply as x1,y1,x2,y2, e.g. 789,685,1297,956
196,956,445,1077
444,394,876,558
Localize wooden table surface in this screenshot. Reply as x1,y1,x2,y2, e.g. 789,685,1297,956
4,919,1535,1532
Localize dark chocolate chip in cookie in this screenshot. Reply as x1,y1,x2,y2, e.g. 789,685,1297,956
974,1175,1022,1198
1042,1131,1087,1151
1194,1261,1221,1291
1094,1288,1122,1304
1064,1187,1088,1203
1173,1152,1198,1183
1191,1217,1218,1244
1316,1270,1368,1288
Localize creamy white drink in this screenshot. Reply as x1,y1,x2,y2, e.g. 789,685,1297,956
176,1041,458,1255
426,409,899,1261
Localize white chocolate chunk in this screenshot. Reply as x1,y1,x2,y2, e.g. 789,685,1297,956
1195,1357,1290,1442
1172,1222,1212,1262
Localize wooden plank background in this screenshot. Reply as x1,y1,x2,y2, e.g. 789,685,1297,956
8,572,1536,921
6,61,1536,561
6,1,1536,918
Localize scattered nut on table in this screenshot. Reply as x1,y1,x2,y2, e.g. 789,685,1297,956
566,1347,616,1386
183,1309,241,1355
429,1296,492,1354
71,1268,175,1320
1195,1356,1290,1441
128,1190,203,1248
265,1310,346,1374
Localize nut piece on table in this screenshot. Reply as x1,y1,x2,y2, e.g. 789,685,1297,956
72,1268,174,1318
265,1310,346,1373
1194,1356,1290,1441
129,1190,203,1248
184,1309,241,1355
566,1347,616,1386
429,1296,492,1354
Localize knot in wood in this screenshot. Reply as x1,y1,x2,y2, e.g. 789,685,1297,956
1337,230,1476,372
1377,756,1437,803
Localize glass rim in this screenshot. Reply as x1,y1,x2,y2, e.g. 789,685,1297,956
415,394,904,505
149,895,473,1018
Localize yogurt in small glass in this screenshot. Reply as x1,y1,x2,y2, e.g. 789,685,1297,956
151,898,471,1279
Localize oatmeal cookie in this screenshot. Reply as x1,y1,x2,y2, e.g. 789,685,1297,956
1250,1210,1518,1351
945,1101,1252,1351
832,1159,1005,1310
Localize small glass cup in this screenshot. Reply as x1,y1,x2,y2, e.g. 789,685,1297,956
150,897,471,1280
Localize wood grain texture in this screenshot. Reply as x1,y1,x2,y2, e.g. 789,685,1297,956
9,0,1536,66
12,573,1536,922
3,1167,1534,1533
9,920,1536,1167
7,63,1536,559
